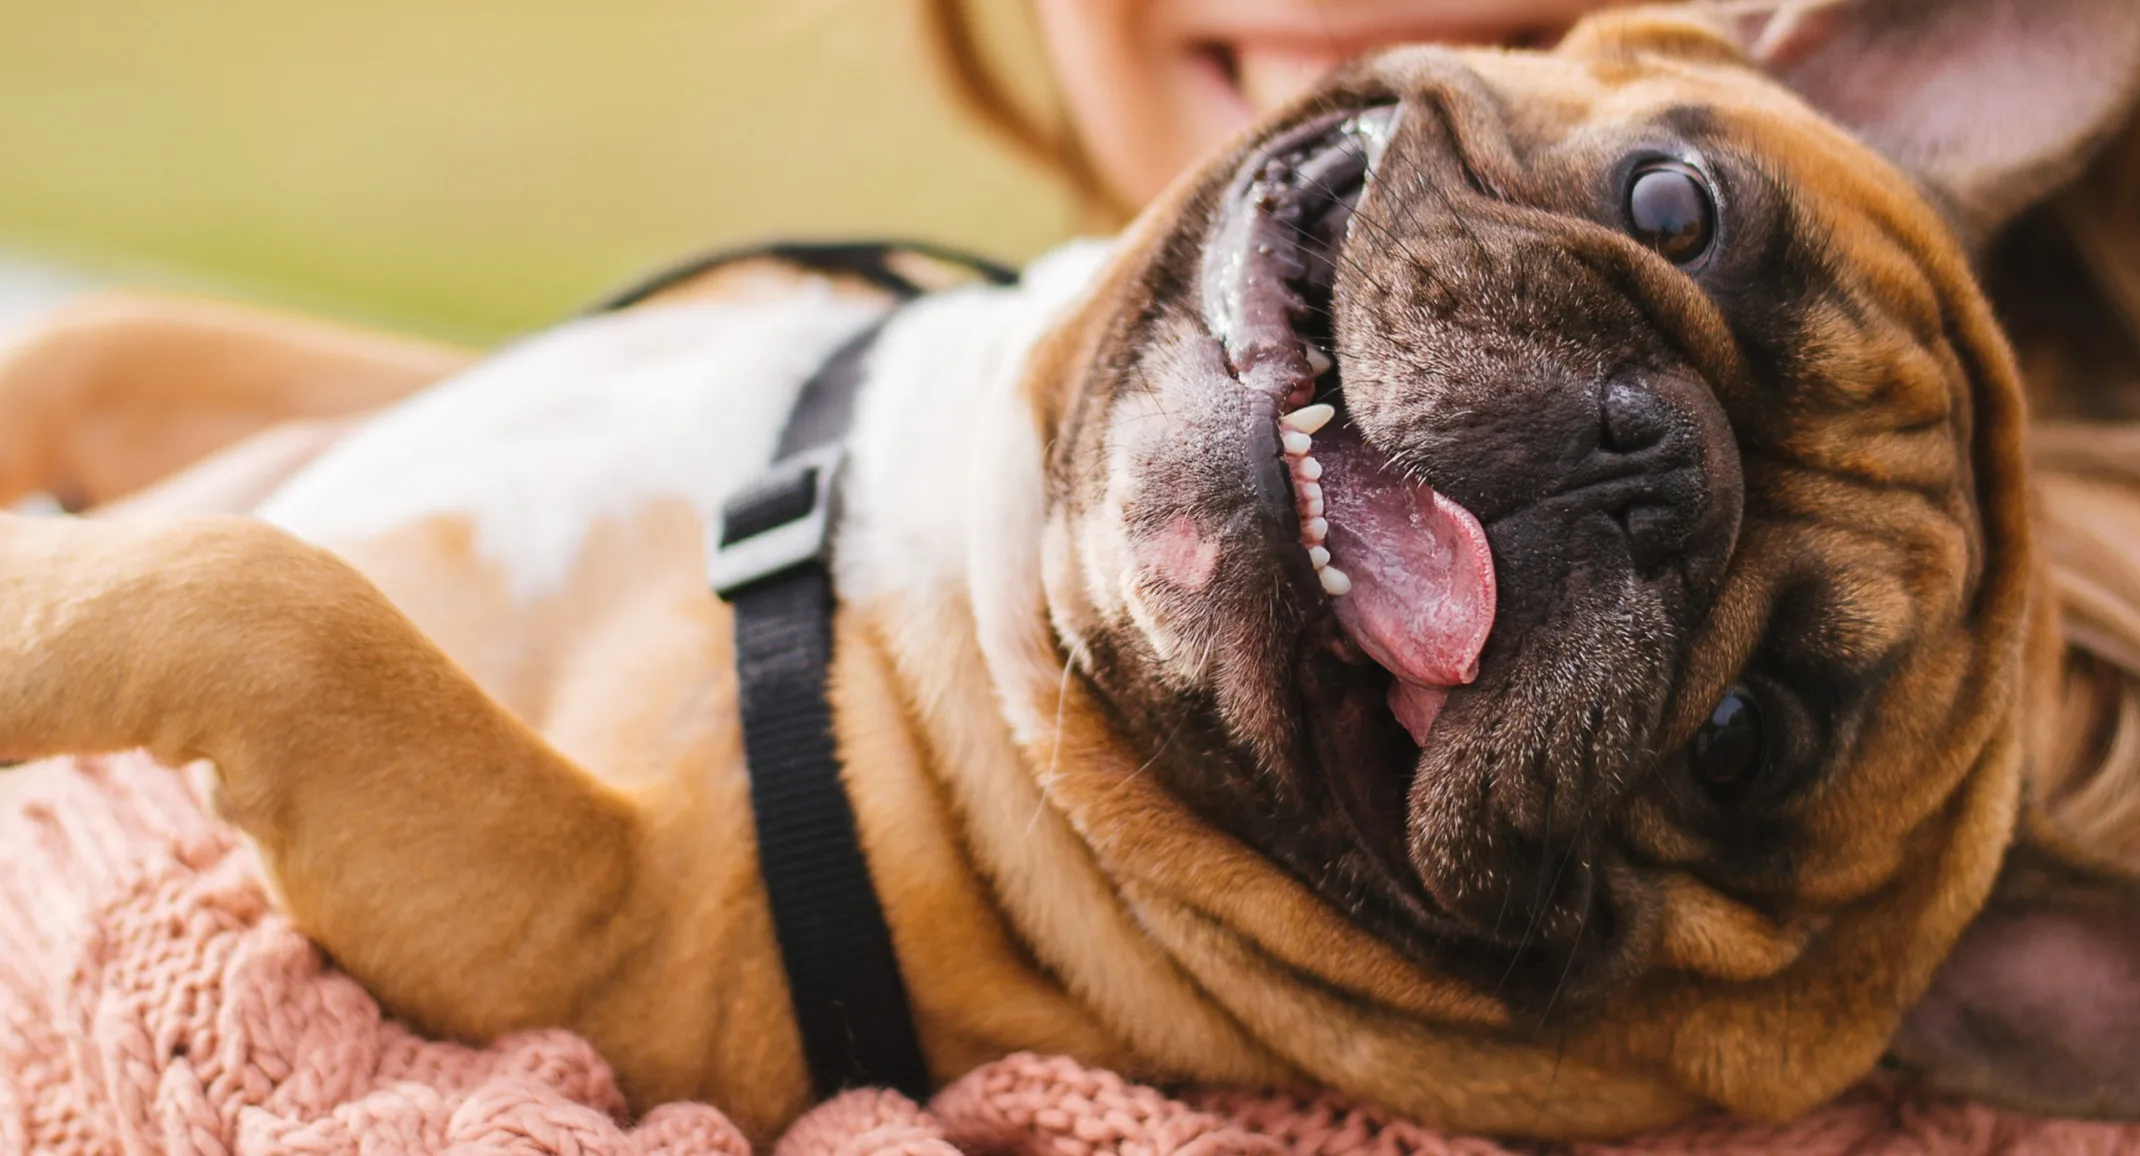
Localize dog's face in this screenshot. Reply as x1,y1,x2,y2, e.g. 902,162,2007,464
1043,13,2028,1006
1020,3,2140,1129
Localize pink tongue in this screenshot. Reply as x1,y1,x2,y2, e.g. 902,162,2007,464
1318,427,1497,744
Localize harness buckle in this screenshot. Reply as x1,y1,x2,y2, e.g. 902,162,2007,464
711,444,847,600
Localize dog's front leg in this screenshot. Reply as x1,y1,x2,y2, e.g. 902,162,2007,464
0,292,470,510
0,512,663,1045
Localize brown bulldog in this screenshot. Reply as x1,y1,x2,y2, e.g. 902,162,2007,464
3,0,2140,1143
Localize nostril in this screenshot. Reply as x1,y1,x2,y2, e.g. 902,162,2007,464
1599,379,1673,455
1622,501,1681,573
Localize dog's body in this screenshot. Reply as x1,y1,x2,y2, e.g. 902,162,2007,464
241,250,1169,1136
6,1,2140,1144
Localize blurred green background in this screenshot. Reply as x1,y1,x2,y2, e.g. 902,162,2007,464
0,0,1075,343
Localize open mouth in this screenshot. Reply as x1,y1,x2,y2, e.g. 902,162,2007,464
1200,107,1498,747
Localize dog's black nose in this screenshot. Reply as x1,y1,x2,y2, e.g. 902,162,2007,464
1600,377,1673,453
1422,367,1736,597
1380,360,1740,609
1594,377,1721,579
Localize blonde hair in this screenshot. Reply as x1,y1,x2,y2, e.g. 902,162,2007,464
1978,108,2140,853
917,0,1130,221
2030,434,2140,856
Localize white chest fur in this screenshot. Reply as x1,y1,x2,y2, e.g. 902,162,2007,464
258,243,1113,612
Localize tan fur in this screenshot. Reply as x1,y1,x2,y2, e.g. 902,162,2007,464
0,5,2134,1144
0,292,469,511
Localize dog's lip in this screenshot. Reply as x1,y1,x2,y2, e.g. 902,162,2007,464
1199,104,1398,407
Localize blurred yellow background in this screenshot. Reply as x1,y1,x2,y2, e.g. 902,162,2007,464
0,0,1076,343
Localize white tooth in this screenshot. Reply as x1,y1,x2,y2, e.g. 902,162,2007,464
1305,345,1334,377
1308,546,1331,568
1299,456,1323,481
1281,429,1313,456
1300,481,1323,504
1281,403,1335,435
1320,566,1353,596
1304,516,1329,541
1301,494,1324,518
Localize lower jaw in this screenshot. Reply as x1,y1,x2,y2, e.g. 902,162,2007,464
1299,645,1424,868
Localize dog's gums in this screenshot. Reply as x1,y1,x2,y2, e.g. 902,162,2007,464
1200,107,1498,745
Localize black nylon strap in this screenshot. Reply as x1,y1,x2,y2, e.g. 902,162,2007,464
587,238,1018,315
701,240,1016,1102
777,321,885,459
729,568,929,1098
719,317,926,1100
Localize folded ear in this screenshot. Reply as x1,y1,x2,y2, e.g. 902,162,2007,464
1887,811,2140,1117
1716,0,2140,244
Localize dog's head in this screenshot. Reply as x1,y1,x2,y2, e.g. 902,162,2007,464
1017,0,2140,1132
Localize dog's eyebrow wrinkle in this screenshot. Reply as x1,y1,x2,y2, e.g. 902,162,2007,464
1744,506,1957,588
1655,104,1726,147
1743,443,1955,511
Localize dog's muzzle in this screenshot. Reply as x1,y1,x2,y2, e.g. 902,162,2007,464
1199,106,1498,745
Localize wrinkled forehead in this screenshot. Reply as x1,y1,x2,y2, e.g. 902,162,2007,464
1369,23,1931,208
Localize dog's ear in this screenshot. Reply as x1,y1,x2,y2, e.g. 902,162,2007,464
1886,811,2140,1117
1718,0,2140,244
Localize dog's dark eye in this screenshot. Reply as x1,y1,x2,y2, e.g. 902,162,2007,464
1625,162,1715,266
1690,686,1764,797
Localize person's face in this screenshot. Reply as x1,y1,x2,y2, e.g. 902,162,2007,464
1032,0,1629,207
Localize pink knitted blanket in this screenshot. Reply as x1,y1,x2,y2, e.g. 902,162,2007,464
3,754,2135,1154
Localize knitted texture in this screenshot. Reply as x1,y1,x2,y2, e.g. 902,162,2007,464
2,753,2136,1155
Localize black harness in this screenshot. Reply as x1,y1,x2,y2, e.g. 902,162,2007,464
596,240,1016,1100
